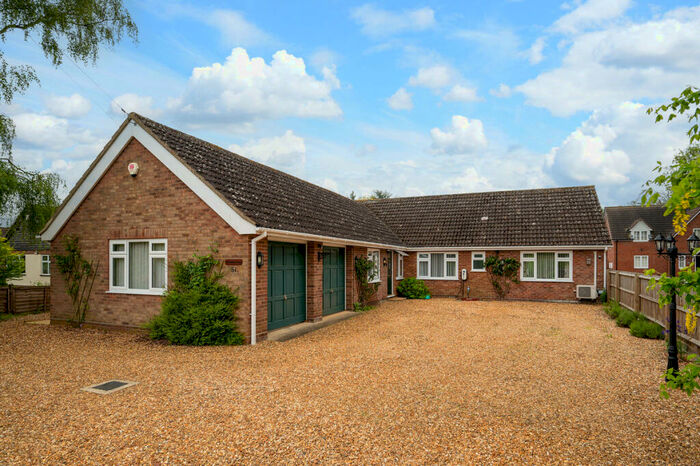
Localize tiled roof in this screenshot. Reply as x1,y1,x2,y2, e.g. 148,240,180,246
363,186,611,248
134,114,402,246
604,206,674,241
3,224,49,252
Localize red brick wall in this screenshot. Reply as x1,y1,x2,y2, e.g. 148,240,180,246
401,250,605,301
254,237,268,342
306,242,324,322
50,139,254,340
607,240,668,274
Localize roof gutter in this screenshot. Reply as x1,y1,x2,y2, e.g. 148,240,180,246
250,231,267,345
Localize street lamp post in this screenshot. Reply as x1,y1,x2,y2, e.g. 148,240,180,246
654,231,700,376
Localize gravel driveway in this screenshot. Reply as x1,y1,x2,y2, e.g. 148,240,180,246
1,299,698,464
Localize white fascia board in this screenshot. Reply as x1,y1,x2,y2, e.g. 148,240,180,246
406,245,610,252
41,120,256,241
258,228,402,250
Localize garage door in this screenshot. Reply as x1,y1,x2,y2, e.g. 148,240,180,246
323,247,345,315
268,242,306,330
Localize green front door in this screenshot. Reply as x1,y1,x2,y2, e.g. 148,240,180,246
268,242,306,330
323,247,345,315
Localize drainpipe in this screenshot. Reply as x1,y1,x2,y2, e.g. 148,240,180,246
603,247,608,290
593,251,597,290
250,231,267,345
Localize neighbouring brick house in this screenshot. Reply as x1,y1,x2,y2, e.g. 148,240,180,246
40,114,611,343
604,206,700,274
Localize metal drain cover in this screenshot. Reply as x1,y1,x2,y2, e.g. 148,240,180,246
82,380,137,394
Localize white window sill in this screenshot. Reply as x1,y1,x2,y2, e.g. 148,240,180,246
520,278,573,283
40,274,51,277
471,269,485,272
396,276,404,280
368,280,381,284
417,277,459,281
107,289,166,296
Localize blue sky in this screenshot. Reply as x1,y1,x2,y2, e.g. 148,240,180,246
3,0,699,206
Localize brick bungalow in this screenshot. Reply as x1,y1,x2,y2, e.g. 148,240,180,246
605,206,700,274
40,114,611,343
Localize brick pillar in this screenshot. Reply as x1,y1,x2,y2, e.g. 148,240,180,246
255,237,268,343
345,246,355,310
306,242,323,322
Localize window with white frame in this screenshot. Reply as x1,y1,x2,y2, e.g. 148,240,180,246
367,249,380,283
417,252,458,279
633,255,649,269
41,255,50,275
471,252,485,271
110,239,167,293
521,252,572,281
678,255,687,269
632,230,649,241
396,254,404,279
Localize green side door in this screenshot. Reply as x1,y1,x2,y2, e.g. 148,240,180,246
268,242,306,330
323,247,345,315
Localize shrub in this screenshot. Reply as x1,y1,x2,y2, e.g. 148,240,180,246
354,256,379,306
604,300,623,319
484,255,520,299
397,277,430,299
615,309,638,327
146,252,244,346
629,319,664,339
353,302,373,312
599,289,607,303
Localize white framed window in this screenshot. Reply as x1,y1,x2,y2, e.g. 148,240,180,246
632,230,648,241
416,252,458,280
396,254,404,279
678,255,687,269
41,255,50,275
109,239,167,294
471,252,485,271
367,249,380,283
633,255,649,269
520,251,572,281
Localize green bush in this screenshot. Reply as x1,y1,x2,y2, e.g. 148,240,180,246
629,319,664,339
604,300,623,319
615,309,638,327
397,277,430,299
146,252,244,346
599,289,607,303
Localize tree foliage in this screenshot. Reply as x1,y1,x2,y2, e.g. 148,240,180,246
54,235,98,326
0,0,138,156
0,235,23,285
0,0,138,236
643,85,700,396
484,255,520,299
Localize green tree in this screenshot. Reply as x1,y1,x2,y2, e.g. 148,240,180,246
0,236,23,285
0,0,138,236
643,85,700,396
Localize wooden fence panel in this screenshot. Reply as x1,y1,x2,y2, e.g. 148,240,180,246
607,270,699,350
0,285,50,314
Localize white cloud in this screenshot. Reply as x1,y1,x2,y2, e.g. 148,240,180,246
517,6,700,116
443,84,480,102
489,84,512,98
408,65,455,89
526,37,546,64
552,0,631,35
322,177,339,192
441,167,492,193
44,94,91,118
229,130,306,171
351,4,435,37
430,115,488,155
13,113,96,150
168,48,342,125
206,10,272,46
112,93,162,118
387,87,413,110
548,102,687,200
